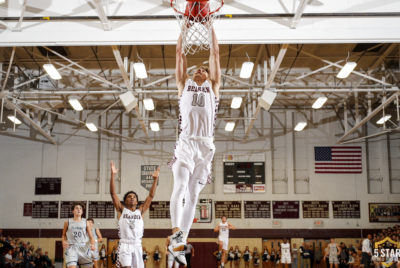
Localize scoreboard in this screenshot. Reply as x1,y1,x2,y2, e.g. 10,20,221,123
223,162,265,184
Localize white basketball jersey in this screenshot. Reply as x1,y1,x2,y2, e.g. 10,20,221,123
179,79,218,137
118,208,144,243
66,218,89,245
218,222,229,240
281,243,290,255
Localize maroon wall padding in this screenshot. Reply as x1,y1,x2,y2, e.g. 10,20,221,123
2,228,380,239
191,242,219,268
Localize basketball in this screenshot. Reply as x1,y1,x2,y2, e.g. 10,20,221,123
185,0,210,22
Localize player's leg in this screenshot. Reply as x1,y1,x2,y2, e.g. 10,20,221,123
170,160,191,234
92,244,100,268
179,163,208,235
77,245,94,268
65,246,79,268
169,159,191,252
131,246,144,268
118,243,134,268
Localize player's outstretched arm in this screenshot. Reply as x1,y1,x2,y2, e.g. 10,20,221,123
62,221,69,249
176,34,188,96
110,161,123,214
96,228,103,242
209,27,221,99
140,166,160,215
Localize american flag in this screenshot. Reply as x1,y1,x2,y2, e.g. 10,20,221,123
314,146,362,174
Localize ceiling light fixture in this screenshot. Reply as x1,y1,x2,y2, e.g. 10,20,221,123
294,121,307,131
43,64,62,80
225,122,235,132
231,97,242,109
86,122,98,132
7,115,22,125
239,62,254,79
337,62,357,79
143,98,155,111
150,122,160,132
133,62,147,79
376,115,391,125
312,96,328,109
68,98,83,111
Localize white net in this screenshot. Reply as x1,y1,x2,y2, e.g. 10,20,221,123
171,0,223,55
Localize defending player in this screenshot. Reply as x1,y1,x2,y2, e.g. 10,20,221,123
87,218,103,268
62,203,96,268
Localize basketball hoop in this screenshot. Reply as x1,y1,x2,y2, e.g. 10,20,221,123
171,0,224,55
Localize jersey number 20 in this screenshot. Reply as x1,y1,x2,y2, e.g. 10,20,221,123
192,93,205,107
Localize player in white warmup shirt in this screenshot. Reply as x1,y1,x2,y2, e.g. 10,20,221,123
214,216,236,268
168,26,221,266
280,238,292,268
110,161,160,268
62,203,95,268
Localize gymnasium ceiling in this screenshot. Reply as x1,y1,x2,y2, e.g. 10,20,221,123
0,0,399,144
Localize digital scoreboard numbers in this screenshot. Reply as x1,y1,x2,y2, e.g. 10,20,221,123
223,162,265,193
35,177,61,195
224,162,265,184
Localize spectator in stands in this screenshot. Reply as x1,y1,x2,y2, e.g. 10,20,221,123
5,249,13,267
299,242,306,268
302,244,312,268
43,251,52,268
324,244,330,268
243,246,251,268
14,252,24,267
362,234,372,268
338,242,349,268
142,247,148,267
153,245,161,266
262,246,270,268
314,246,323,268
213,248,222,267
234,245,241,267
292,243,298,268
253,247,260,266
99,244,107,268
23,250,35,268
270,247,277,268
227,246,234,268
111,245,118,268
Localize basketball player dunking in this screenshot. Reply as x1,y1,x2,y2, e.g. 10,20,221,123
214,216,236,268
110,161,160,268
168,27,221,266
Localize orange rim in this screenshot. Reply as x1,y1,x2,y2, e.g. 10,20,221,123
170,0,224,16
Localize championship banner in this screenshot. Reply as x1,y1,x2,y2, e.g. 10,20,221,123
194,199,212,223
